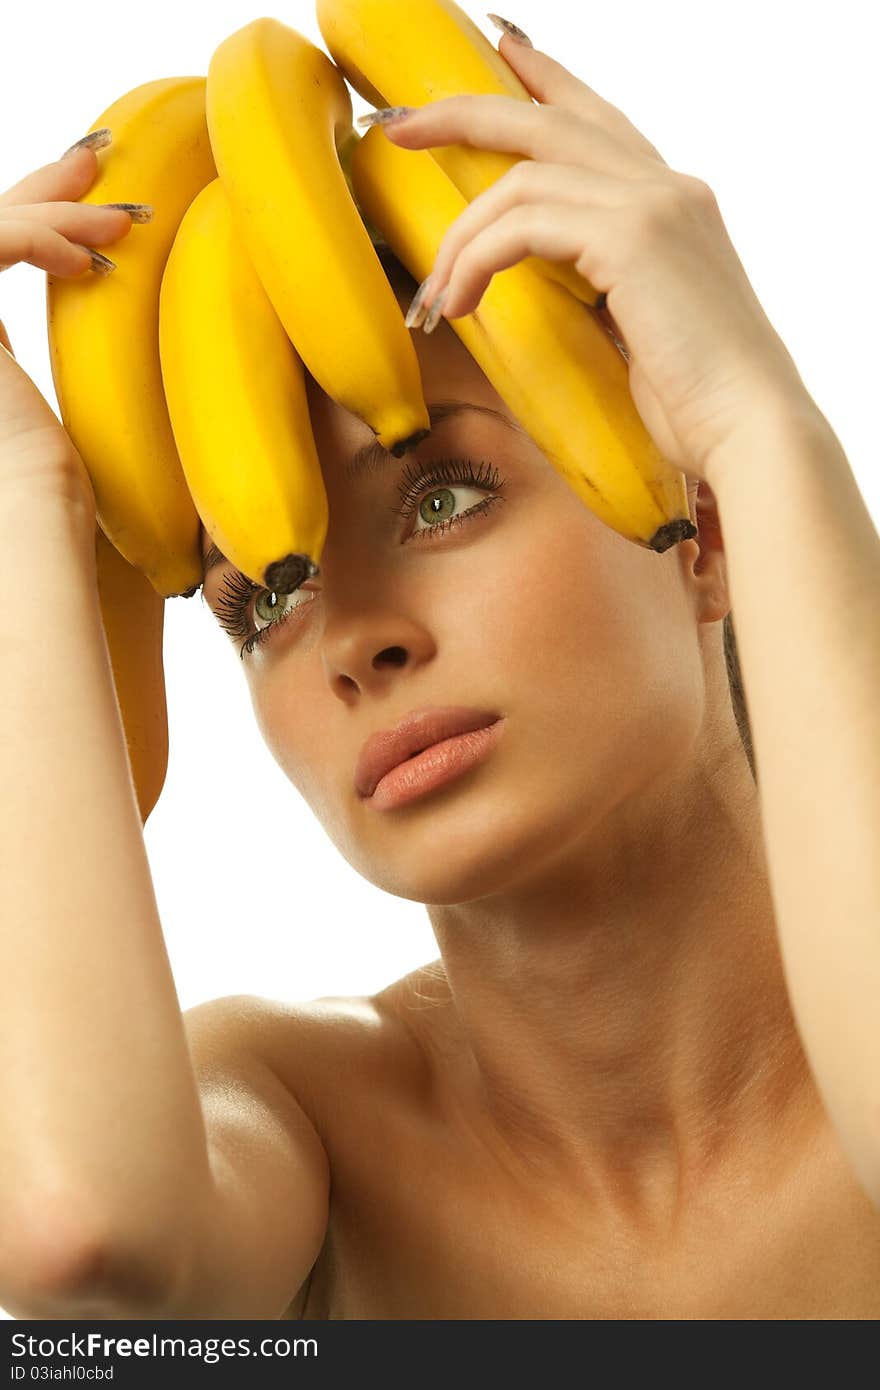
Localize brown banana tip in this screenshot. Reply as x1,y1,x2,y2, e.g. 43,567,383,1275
263,553,317,594
389,426,432,458
649,518,699,553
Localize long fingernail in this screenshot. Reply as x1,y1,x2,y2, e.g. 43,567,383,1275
73,245,116,276
487,14,534,46
422,288,448,335
404,275,434,329
100,203,154,223
356,106,415,128
60,128,112,160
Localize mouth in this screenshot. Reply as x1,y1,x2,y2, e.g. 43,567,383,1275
354,705,504,802
363,718,506,812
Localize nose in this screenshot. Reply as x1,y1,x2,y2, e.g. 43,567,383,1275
321,609,436,701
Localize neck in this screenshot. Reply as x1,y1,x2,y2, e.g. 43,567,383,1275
422,730,820,1221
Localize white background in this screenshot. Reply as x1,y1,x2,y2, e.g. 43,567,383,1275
1,0,878,1319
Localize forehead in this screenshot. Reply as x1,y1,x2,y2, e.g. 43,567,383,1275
197,293,526,562
306,313,516,473
196,394,526,565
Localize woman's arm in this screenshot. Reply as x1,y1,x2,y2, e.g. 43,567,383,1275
705,400,880,1211
369,29,880,1211
0,491,330,1324
0,148,328,1318
0,148,214,1308
0,488,214,1311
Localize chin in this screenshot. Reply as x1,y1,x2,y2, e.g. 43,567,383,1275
339,776,573,906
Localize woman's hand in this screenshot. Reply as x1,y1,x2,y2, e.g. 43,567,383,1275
0,142,139,512
373,28,815,483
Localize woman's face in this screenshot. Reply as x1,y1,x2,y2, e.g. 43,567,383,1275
201,292,715,906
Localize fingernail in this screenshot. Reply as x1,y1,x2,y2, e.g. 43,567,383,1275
60,128,112,160
404,275,434,329
99,203,154,223
73,244,116,276
356,105,416,128
487,14,534,46
422,288,447,335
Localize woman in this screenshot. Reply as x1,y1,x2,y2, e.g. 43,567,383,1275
1,25,878,1320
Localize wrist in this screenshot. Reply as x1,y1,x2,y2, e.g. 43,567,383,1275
704,387,837,497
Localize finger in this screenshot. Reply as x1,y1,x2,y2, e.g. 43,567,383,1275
0,318,14,357
0,220,103,278
426,160,623,295
0,145,101,210
429,201,616,322
0,199,135,247
595,302,630,358
379,94,645,178
493,28,668,164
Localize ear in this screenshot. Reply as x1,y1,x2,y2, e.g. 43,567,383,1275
683,475,730,623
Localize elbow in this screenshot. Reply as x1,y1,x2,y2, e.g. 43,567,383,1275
0,1190,188,1319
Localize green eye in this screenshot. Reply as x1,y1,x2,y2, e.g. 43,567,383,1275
418,486,457,525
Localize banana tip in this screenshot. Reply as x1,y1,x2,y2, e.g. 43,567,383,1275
263,553,319,594
649,518,698,553
389,427,431,458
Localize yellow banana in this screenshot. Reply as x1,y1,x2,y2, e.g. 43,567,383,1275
350,125,697,553
206,17,430,457
159,178,328,595
46,77,218,598
94,524,168,825
315,0,601,309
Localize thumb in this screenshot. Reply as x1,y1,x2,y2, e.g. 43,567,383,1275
0,318,15,358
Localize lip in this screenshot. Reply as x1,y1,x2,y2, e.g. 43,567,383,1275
355,705,503,801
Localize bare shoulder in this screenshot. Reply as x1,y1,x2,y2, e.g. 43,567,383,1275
182,959,451,1123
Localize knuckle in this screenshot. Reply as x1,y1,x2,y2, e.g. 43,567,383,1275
547,106,588,152
521,202,552,243
502,159,536,195
681,173,718,207
20,225,37,261
438,223,469,271
633,178,692,237
457,92,483,117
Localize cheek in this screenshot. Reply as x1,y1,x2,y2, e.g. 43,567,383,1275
487,500,703,784
246,667,325,805
482,500,623,699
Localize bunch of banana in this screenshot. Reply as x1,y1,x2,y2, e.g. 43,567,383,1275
93,524,168,825
46,77,217,599
45,77,221,823
315,0,602,309
350,124,697,552
42,7,697,825
159,177,328,597
205,16,430,458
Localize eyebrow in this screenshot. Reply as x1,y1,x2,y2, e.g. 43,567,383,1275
198,399,526,587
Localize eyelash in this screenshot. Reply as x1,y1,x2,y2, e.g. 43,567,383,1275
213,456,507,659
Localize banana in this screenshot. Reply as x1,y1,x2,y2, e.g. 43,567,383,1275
350,125,697,553
316,0,602,309
159,178,328,595
206,17,430,457
94,524,168,825
46,77,218,598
